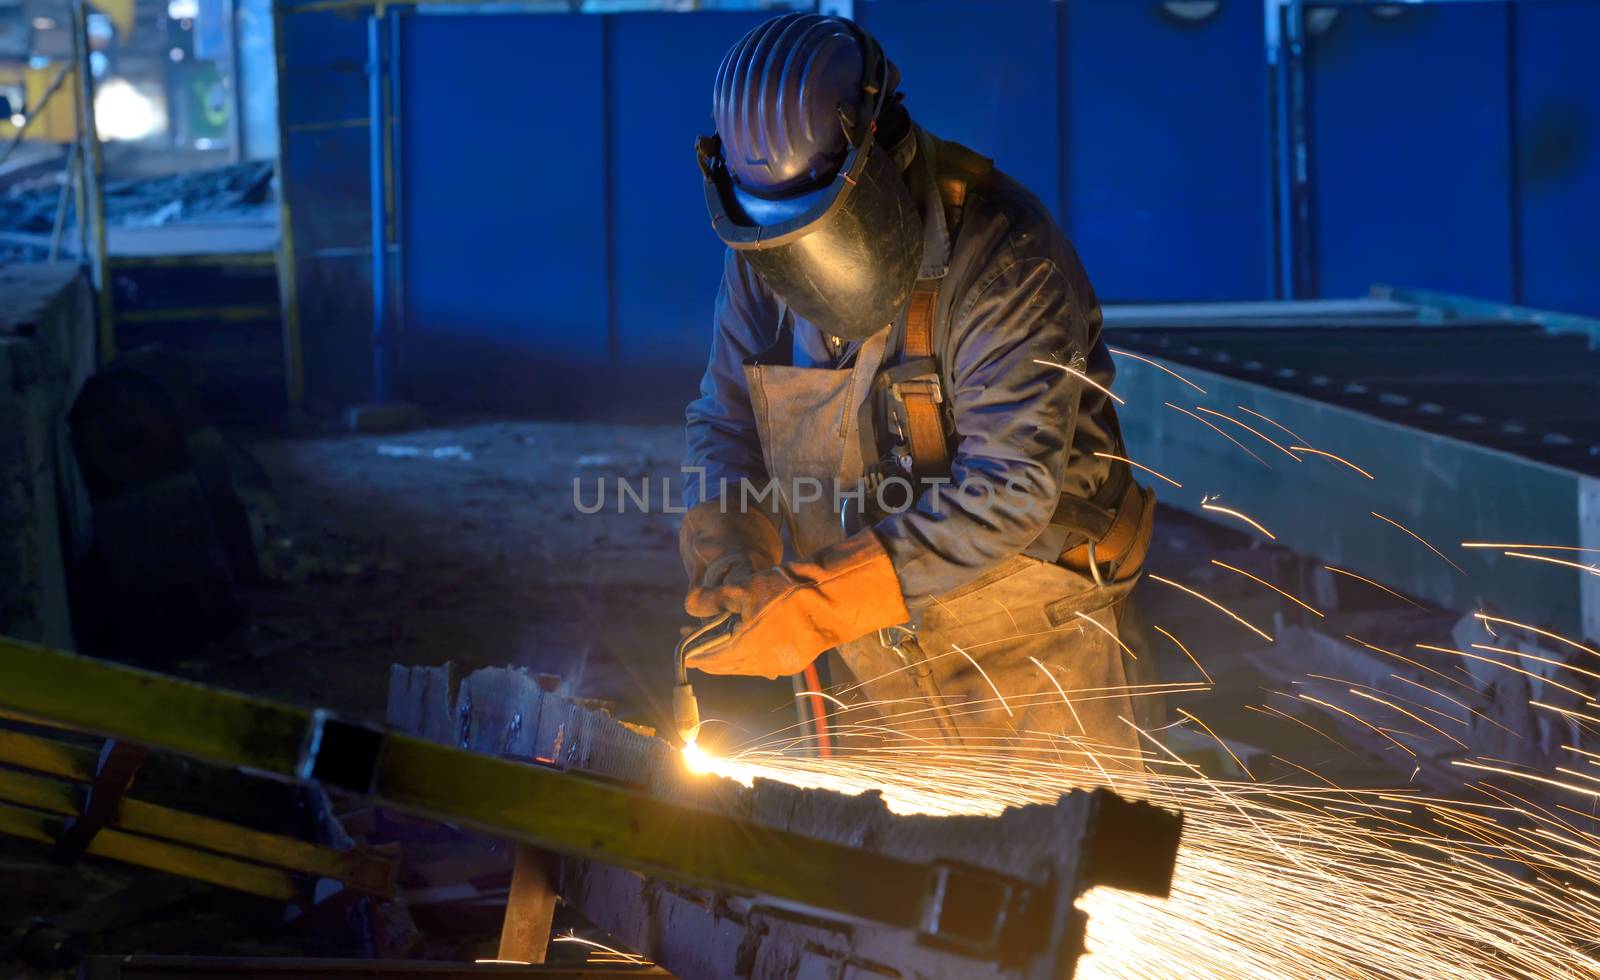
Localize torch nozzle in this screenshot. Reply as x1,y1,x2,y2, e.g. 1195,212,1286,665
673,612,735,747
673,682,702,747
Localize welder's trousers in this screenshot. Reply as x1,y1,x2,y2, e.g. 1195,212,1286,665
828,555,1154,771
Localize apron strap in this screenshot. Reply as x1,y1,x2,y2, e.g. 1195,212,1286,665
894,283,948,481
879,137,994,483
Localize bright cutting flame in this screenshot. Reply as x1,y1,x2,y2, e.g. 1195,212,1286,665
94,78,164,141
681,739,715,775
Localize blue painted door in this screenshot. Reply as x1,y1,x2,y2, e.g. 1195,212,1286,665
1307,5,1514,300
609,11,767,367
859,0,1061,217
398,13,609,389
1061,0,1270,302
1513,1,1600,316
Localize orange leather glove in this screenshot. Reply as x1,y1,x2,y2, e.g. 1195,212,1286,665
684,529,910,679
679,501,784,594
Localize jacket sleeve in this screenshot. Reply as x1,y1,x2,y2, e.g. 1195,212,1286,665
874,256,1100,604
683,251,781,509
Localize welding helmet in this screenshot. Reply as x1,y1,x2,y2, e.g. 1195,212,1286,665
697,14,922,341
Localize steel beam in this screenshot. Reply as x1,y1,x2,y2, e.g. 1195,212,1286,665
0,799,300,900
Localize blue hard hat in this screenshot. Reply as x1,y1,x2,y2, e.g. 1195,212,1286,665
699,13,921,341
712,14,881,204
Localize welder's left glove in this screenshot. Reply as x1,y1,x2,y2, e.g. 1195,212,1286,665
683,528,910,680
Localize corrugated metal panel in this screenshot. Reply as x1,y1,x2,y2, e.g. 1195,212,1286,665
1061,0,1269,302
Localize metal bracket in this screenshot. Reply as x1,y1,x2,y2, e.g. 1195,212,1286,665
917,860,1047,965
51,739,147,865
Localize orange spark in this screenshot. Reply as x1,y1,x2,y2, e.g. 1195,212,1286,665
1148,573,1274,642
1201,500,1277,540
1193,406,1303,460
1235,404,1308,443
1346,689,1468,750
1093,451,1182,489
953,644,1014,717
1248,701,1358,754
1165,402,1270,467
1474,613,1600,661
1076,610,1138,660
1452,760,1600,800
1211,559,1324,617
1288,446,1376,480
1298,693,1419,757
1469,643,1600,683
1390,674,1522,739
1177,708,1254,779
1371,512,1467,575
1323,565,1427,609
1106,346,1207,393
1033,358,1125,405
1154,625,1212,684
1461,542,1600,552
1416,644,1590,699
1502,551,1600,577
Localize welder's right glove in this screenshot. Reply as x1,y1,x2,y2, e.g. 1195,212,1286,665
682,528,910,680
678,500,784,597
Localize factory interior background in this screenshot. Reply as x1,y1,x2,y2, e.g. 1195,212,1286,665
3,0,1600,976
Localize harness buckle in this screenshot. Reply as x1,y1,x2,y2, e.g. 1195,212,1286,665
890,373,944,405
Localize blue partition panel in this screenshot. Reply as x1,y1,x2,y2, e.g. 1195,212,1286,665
859,0,1060,217
1513,1,1600,316
1308,6,1513,300
1060,1,1269,302
278,6,376,409
608,11,767,367
399,13,609,377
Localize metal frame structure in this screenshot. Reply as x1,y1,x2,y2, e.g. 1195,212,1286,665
1107,290,1600,643
0,726,398,900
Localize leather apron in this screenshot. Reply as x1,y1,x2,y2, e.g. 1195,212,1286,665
743,328,1144,768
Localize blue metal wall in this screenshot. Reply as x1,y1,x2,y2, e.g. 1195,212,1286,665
859,0,1061,217
275,0,1600,413
399,14,608,378
1514,1,1600,316
1307,5,1514,301
277,2,377,409
1061,1,1270,302
609,12,768,367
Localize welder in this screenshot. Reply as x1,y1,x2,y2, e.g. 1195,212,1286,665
678,14,1156,759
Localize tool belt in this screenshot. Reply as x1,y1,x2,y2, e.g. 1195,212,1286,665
1053,465,1156,585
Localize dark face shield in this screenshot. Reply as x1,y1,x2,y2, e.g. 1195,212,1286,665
697,133,923,341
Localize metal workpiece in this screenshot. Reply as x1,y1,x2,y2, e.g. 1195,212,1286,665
2,640,1183,978
390,662,1184,980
